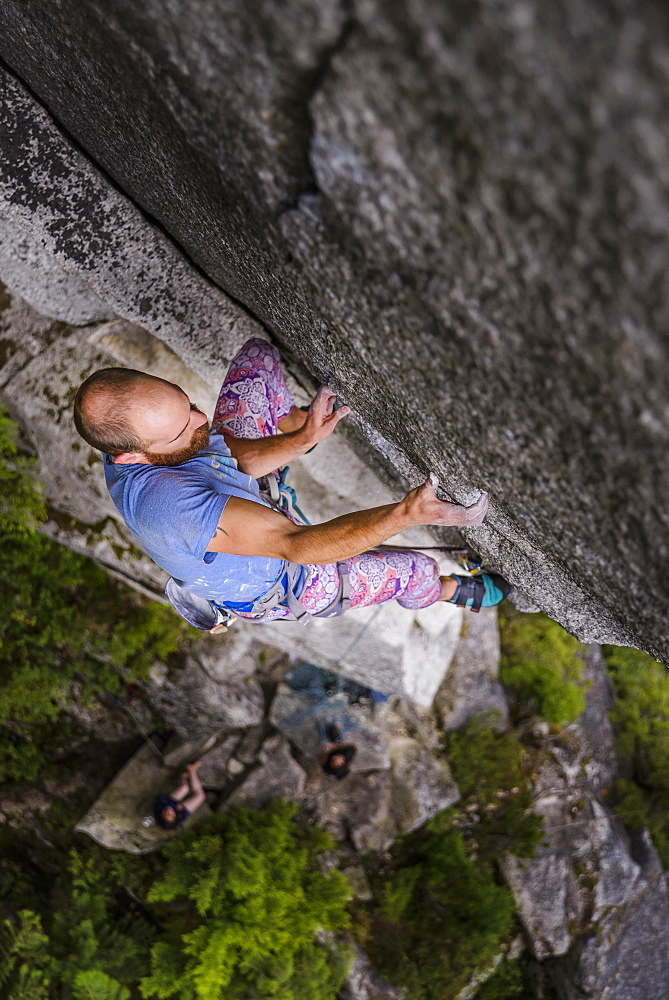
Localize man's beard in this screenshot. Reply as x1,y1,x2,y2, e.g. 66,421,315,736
143,420,211,466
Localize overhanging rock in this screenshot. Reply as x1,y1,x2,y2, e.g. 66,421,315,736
1,2,668,660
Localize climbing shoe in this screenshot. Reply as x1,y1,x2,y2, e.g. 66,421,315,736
448,572,510,613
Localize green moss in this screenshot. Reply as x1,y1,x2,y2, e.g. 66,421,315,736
499,607,589,724
360,715,542,1000
474,959,530,1000
365,818,517,1000
604,645,669,866
0,406,189,784
446,714,543,865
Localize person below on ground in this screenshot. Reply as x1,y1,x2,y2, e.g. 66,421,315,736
282,663,367,778
73,337,508,622
318,724,357,780
153,760,206,830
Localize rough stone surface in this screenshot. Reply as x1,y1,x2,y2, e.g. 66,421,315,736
270,683,391,771
339,944,407,1000
272,681,459,850
146,646,266,739
435,606,509,732
0,212,114,325
1,4,668,661
499,648,669,996
562,830,669,1000
0,69,260,388
221,733,306,811
75,742,213,854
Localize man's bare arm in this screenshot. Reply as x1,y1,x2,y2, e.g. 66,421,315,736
222,386,350,478
207,477,489,565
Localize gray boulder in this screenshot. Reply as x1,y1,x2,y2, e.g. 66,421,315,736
270,683,391,772
272,679,459,850
221,734,306,810
499,648,669,997
147,645,266,739
565,830,669,1000
435,606,509,732
313,741,458,853
339,944,407,1000
75,742,213,854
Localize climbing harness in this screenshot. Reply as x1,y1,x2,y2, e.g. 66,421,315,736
260,465,312,525
164,465,349,631
166,558,351,631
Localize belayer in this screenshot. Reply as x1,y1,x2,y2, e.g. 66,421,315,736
74,338,508,625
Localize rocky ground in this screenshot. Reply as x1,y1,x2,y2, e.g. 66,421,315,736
62,622,669,999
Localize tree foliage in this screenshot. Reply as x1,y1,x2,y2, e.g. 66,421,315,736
499,607,589,724
604,644,669,865
0,845,157,999
362,715,541,1000
0,407,187,783
447,714,542,864
141,801,352,1000
474,959,530,999
0,909,51,1000
366,816,516,1000
71,969,131,1000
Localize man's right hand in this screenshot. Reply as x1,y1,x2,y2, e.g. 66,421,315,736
207,473,489,565
399,475,489,528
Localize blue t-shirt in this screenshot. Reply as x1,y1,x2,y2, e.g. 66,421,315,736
104,432,300,607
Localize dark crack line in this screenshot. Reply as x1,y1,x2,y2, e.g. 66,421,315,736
276,1,357,215
0,55,280,344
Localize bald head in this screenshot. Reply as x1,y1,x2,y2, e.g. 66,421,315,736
75,367,210,465
73,368,170,454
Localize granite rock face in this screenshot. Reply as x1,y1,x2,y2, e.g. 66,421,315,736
1,2,669,661
434,606,509,733
500,647,669,998
0,212,113,325
272,683,459,851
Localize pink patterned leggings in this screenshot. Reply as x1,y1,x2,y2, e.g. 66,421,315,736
214,338,443,619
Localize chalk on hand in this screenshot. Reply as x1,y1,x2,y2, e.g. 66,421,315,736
428,473,439,487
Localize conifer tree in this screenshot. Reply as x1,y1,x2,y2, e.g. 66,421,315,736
141,802,352,1000
72,969,131,1000
0,909,51,1000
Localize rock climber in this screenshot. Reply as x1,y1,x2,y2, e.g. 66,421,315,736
73,337,508,624
153,760,206,829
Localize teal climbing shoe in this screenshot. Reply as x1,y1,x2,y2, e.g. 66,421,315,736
449,572,510,613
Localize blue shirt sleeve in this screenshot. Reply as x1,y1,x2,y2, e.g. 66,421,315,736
132,472,230,560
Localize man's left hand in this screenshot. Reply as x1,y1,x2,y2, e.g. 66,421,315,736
299,386,350,448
